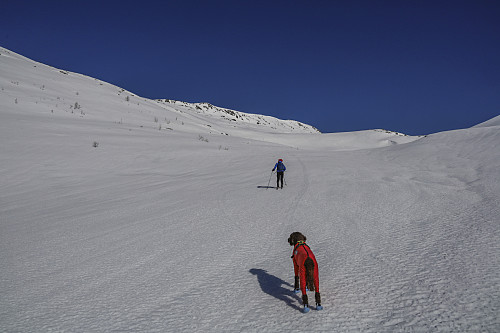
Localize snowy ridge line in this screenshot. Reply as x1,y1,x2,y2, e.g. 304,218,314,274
472,114,500,128
155,99,320,133
0,46,132,95
0,45,319,135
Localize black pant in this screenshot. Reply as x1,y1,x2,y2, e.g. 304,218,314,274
276,172,284,188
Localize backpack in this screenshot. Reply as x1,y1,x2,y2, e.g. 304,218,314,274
277,161,285,172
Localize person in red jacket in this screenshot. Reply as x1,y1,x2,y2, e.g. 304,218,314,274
288,232,323,312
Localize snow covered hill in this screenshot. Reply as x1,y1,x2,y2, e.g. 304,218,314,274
0,46,318,136
474,114,500,128
1,47,499,332
155,99,320,133
0,46,421,151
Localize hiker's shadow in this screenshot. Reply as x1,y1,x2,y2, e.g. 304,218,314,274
249,268,301,310
257,186,276,189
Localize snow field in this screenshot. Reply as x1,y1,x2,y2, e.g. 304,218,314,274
1,46,499,332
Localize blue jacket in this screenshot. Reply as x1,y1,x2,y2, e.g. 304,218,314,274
273,161,286,172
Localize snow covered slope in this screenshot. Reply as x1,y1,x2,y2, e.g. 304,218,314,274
473,114,500,128
156,99,320,133
0,46,420,151
1,47,499,332
0,46,318,135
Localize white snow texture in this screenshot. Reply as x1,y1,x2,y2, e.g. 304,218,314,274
1,47,499,332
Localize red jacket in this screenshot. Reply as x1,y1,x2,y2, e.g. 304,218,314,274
292,241,320,294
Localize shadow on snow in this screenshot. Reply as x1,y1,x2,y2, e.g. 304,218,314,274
249,268,301,310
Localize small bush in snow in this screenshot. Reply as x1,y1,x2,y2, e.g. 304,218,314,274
93,141,99,148
198,135,209,142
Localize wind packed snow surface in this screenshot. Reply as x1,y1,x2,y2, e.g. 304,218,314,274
1,47,499,332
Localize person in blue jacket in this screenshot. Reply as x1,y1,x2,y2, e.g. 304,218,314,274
272,159,286,189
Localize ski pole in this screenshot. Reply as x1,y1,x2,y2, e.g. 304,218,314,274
284,173,287,186
267,170,274,189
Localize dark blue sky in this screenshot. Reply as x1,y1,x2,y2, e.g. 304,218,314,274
1,0,499,135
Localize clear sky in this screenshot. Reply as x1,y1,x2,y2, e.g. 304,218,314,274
1,0,499,135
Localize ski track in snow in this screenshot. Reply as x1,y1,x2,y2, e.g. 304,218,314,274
1,47,500,332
